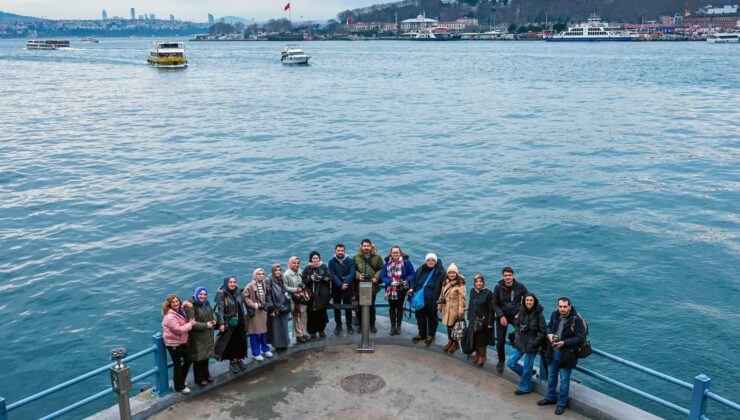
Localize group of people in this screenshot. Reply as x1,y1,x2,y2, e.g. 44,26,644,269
161,238,587,416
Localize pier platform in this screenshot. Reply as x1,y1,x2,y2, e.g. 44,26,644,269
90,315,658,419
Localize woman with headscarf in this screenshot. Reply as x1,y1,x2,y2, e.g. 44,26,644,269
284,256,311,343
185,286,217,386
301,250,331,339
214,276,248,373
438,263,467,353
265,263,291,351
467,274,495,366
162,294,196,393
243,268,273,361
380,245,415,335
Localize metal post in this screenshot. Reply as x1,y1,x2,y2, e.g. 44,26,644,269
0,396,7,420
539,355,546,382
357,283,374,353
689,374,710,420
152,333,170,396
109,347,132,420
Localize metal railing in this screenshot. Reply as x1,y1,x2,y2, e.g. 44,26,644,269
1,306,738,420
0,333,170,420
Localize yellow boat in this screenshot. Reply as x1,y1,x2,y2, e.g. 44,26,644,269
147,42,187,68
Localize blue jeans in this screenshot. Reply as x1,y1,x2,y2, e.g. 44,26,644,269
506,348,536,392
547,351,572,407
249,333,269,357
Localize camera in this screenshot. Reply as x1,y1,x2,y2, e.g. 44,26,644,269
436,298,446,305
519,324,529,332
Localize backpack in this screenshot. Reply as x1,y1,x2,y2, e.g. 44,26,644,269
572,315,592,359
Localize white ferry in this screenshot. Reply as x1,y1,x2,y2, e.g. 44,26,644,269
80,37,99,43
281,45,310,65
706,32,739,43
545,14,634,42
147,42,188,68
25,40,70,50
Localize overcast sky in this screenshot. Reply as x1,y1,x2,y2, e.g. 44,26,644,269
2,0,378,22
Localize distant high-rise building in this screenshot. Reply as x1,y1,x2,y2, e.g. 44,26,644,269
170,14,175,22
139,15,144,20
208,13,215,25
130,7,135,20
150,14,156,20
102,9,107,20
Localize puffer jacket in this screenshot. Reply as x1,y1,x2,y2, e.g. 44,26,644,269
513,301,547,354
492,279,529,320
302,263,331,311
353,253,384,294
438,276,466,326
411,259,445,308
162,309,192,346
467,287,495,328
545,306,586,369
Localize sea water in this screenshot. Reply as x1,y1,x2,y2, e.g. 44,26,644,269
0,38,738,418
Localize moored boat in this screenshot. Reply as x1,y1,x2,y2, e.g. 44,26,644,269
80,37,99,43
147,41,188,68
707,32,739,43
25,40,70,50
281,44,310,65
545,14,634,42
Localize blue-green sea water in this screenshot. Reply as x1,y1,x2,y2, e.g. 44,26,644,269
0,38,738,419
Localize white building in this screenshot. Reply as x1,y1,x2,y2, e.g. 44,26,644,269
400,14,438,31
698,4,739,15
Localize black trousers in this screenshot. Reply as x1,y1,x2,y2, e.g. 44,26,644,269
333,287,353,327
192,359,210,384
357,292,377,327
495,316,515,362
388,299,404,328
415,306,438,338
166,344,192,391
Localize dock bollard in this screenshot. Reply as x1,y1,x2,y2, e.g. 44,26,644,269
357,282,375,353
108,347,132,420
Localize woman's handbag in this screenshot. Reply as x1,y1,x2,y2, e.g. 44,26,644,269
410,271,434,311
228,315,239,327
451,319,466,341
474,317,486,332
461,323,475,356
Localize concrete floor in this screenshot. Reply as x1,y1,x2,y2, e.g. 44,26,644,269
151,344,586,420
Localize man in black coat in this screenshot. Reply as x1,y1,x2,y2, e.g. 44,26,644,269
537,297,586,416
492,266,529,373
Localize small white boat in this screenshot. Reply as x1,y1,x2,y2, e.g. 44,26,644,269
281,45,310,65
80,37,99,43
26,40,70,50
147,41,188,68
707,33,739,43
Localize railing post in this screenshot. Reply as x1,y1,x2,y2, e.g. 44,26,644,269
689,374,710,420
152,333,170,396
0,396,7,420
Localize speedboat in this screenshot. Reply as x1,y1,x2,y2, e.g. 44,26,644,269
26,40,70,50
281,45,310,65
147,41,188,68
707,33,739,43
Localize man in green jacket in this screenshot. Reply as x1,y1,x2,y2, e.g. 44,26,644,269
353,238,384,333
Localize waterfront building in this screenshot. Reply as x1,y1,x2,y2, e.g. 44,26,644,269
681,13,740,29
347,22,397,33
130,7,135,20
208,14,215,25
101,9,107,20
400,14,437,31
624,23,676,34
436,21,466,31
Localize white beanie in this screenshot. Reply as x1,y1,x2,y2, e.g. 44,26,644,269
425,253,437,262
447,263,458,273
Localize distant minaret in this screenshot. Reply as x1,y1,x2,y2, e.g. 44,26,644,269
102,9,107,20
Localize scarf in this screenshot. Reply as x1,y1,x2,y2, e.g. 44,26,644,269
223,276,238,297
193,286,208,306
385,258,405,300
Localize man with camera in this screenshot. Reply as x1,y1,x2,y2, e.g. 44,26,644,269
328,243,356,335
352,238,384,333
492,266,529,373
538,297,586,415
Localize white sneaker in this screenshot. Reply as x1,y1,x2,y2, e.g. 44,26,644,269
264,351,274,358
180,387,191,394
253,355,264,361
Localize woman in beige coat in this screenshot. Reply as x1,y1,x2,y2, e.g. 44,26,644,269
243,268,273,361
438,263,466,353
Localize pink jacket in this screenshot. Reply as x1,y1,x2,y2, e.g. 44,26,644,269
162,309,193,345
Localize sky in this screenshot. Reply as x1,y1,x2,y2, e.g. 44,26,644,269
1,0,379,22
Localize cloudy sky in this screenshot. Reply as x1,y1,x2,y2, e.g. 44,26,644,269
3,0,379,21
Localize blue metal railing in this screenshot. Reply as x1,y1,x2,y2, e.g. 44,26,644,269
1,308,738,419
0,333,170,420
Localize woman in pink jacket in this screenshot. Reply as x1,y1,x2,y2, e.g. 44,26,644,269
162,294,196,394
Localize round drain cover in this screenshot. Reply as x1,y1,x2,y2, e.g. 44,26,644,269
341,373,386,394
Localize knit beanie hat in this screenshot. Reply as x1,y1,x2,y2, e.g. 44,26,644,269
425,253,437,262
447,263,458,273
309,250,321,261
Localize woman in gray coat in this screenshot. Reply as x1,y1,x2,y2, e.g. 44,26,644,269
186,286,217,386
266,263,291,351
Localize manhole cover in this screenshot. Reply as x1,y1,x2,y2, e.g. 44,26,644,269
340,373,386,394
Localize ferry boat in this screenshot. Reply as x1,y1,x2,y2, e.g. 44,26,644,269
147,41,188,68
281,45,310,65
25,40,70,50
545,14,634,42
80,37,99,43
706,32,739,43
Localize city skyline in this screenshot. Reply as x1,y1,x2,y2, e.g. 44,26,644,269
1,0,376,22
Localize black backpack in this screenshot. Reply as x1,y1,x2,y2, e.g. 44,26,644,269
572,315,592,359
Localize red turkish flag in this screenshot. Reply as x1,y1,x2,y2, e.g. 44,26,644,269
284,2,290,11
